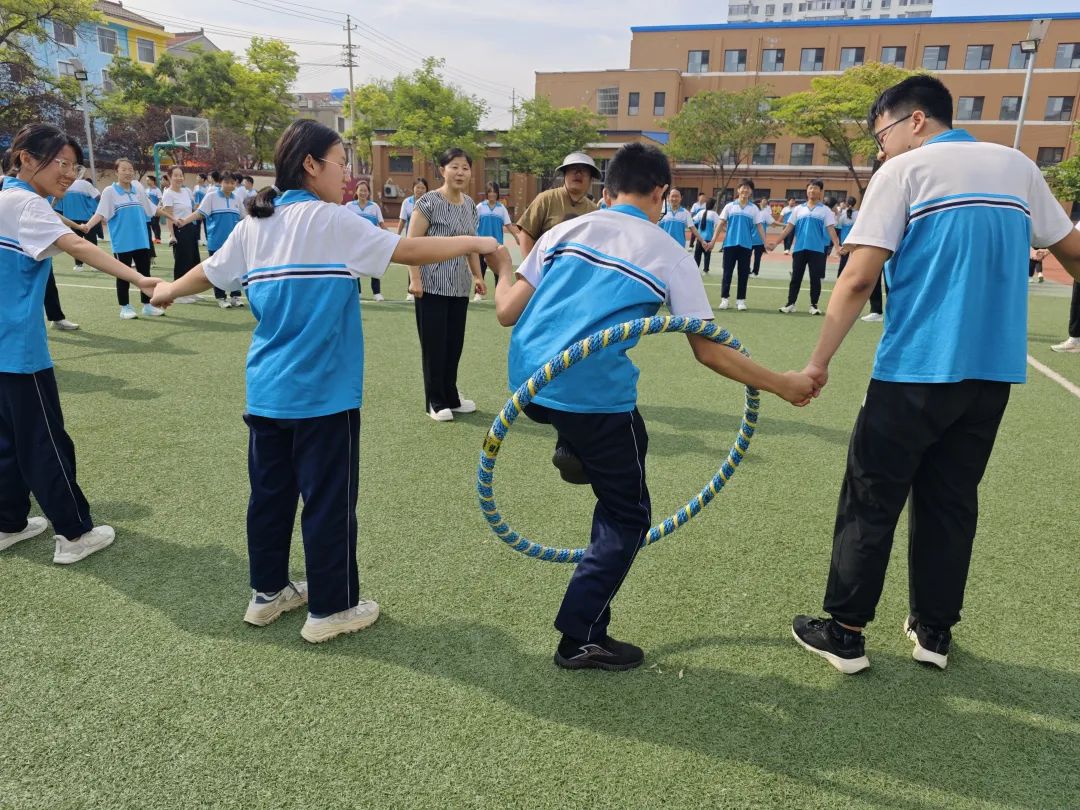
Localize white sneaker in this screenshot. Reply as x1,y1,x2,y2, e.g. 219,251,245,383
218,299,233,309
783,250,791,255
231,297,245,308
452,398,477,414
861,312,884,323
53,525,115,564
301,599,380,643
373,293,385,302
778,304,796,314
472,293,483,302
244,580,308,626
1050,337,1080,353
428,405,454,422
51,319,80,331
809,306,822,316
174,295,199,304
119,304,138,320
718,298,730,310
736,300,747,311
405,293,416,302
0,516,48,552
74,264,85,272
142,303,165,317
1037,273,1044,283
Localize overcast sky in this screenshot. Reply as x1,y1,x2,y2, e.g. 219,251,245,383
125,0,1079,127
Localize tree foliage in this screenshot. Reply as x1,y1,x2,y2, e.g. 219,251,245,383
0,0,96,51
1044,127,1080,203
772,63,915,194
664,86,780,201
501,96,604,189
343,81,395,173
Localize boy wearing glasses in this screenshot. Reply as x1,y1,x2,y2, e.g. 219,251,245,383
790,75,1080,674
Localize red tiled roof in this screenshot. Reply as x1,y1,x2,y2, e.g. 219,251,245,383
94,1,165,31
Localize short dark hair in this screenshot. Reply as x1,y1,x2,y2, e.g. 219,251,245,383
198,173,208,181
210,169,222,183
485,181,500,197
738,177,755,192
249,119,342,218
3,123,82,178
605,143,671,197
243,175,254,184
438,147,472,168
869,74,953,132
414,177,429,191
846,196,857,206
808,178,824,191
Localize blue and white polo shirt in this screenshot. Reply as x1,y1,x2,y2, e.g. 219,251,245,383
719,201,761,250
476,200,512,243
93,181,156,253
197,189,245,252
202,189,401,418
509,204,714,413
346,199,384,229
659,206,694,246
57,178,100,222
789,202,837,254
845,128,1074,384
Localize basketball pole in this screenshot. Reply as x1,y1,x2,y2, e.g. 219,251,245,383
153,140,189,183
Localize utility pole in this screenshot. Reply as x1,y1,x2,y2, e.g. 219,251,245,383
344,14,357,175
511,89,516,127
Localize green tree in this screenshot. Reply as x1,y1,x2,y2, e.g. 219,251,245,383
663,86,780,203
772,63,915,195
0,0,96,51
501,96,604,190
385,57,486,166
1044,127,1080,204
343,81,396,173
233,38,298,163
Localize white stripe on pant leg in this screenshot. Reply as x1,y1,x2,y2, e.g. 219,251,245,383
345,409,353,609
32,372,84,529
586,412,650,642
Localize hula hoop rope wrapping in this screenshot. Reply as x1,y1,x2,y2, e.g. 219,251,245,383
477,315,761,563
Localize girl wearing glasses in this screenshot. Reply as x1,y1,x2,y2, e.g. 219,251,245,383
0,124,164,565
148,120,498,643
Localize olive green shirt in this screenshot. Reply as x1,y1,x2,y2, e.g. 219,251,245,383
516,187,598,240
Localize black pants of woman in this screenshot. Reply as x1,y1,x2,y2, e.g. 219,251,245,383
721,246,752,299
414,292,467,413
693,241,713,273
1070,282,1080,339
752,244,765,276
115,249,152,305
172,222,201,282
70,221,99,268
356,278,381,297
44,270,66,322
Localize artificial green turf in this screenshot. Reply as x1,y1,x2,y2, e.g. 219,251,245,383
1,250,1078,809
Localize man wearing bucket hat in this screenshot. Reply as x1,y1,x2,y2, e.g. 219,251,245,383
516,151,600,258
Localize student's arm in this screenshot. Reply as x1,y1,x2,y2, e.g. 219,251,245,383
827,224,841,254
467,251,486,296
176,209,205,228
80,212,105,232
56,213,81,230
755,223,767,244
801,245,891,390
1048,228,1080,281
55,233,163,294
492,248,533,326
150,264,213,307
687,334,816,406
515,228,536,259
687,220,702,243
391,233,498,273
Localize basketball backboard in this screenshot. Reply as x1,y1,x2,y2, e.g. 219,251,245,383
167,115,211,149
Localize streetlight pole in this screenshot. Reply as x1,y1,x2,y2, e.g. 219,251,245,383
1013,18,1051,152
70,58,96,182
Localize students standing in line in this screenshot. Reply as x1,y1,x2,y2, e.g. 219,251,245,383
751,196,773,276
0,124,164,565
475,181,515,300
693,198,720,274
689,191,707,248
80,159,162,320
143,173,162,250
658,188,701,248
779,197,797,254
716,178,767,312
148,120,497,642
56,167,100,270
345,179,388,301
160,166,202,305
399,177,429,301
777,179,840,316
836,196,859,277
174,170,247,308
407,148,485,422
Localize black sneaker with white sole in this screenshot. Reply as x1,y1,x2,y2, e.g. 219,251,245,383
791,615,870,674
904,616,950,670
552,442,590,485
555,635,644,671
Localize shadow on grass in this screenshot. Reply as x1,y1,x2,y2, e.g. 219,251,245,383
54,367,161,401
643,403,852,449
26,521,1078,809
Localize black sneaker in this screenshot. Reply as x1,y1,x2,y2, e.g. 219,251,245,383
554,635,644,671
791,615,870,674
552,443,590,485
904,616,950,670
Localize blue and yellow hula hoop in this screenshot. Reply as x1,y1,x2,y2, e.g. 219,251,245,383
477,315,760,563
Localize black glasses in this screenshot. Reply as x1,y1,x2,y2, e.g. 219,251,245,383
872,113,913,150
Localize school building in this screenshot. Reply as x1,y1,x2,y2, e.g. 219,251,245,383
532,12,1080,208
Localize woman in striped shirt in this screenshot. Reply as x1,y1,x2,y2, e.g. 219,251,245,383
407,148,483,422
399,177,428,301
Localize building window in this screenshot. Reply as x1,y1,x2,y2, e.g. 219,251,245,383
765,4,776,14
881,0,891,7
688,50,710,73
1036,147,1064,167
97,26,117,54
57,60,75,78
1008,44,1032,69
782,2,793,11
729,3,751,13
861,0,873,8
922,45,948,70
752,143,776,165
101,69,113,92
827,149,846,166
825,189,846,201
724,49,747,72
137,37,155,63
1055,43,1080,69
653,91,666,116
755,188,772,201
785,188,807,201
627,92,640,116
881,46,906,67
964,45,993,70
800,48,825,72
485,158,511,190
999,96,1021,120
1045,97,1075,122
336,116,346,133
596,87,618,116
956,96,984,120
762,49,785,71
53,21,76,46
388,155,413,174
790,143,814,165
839,47,864,70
